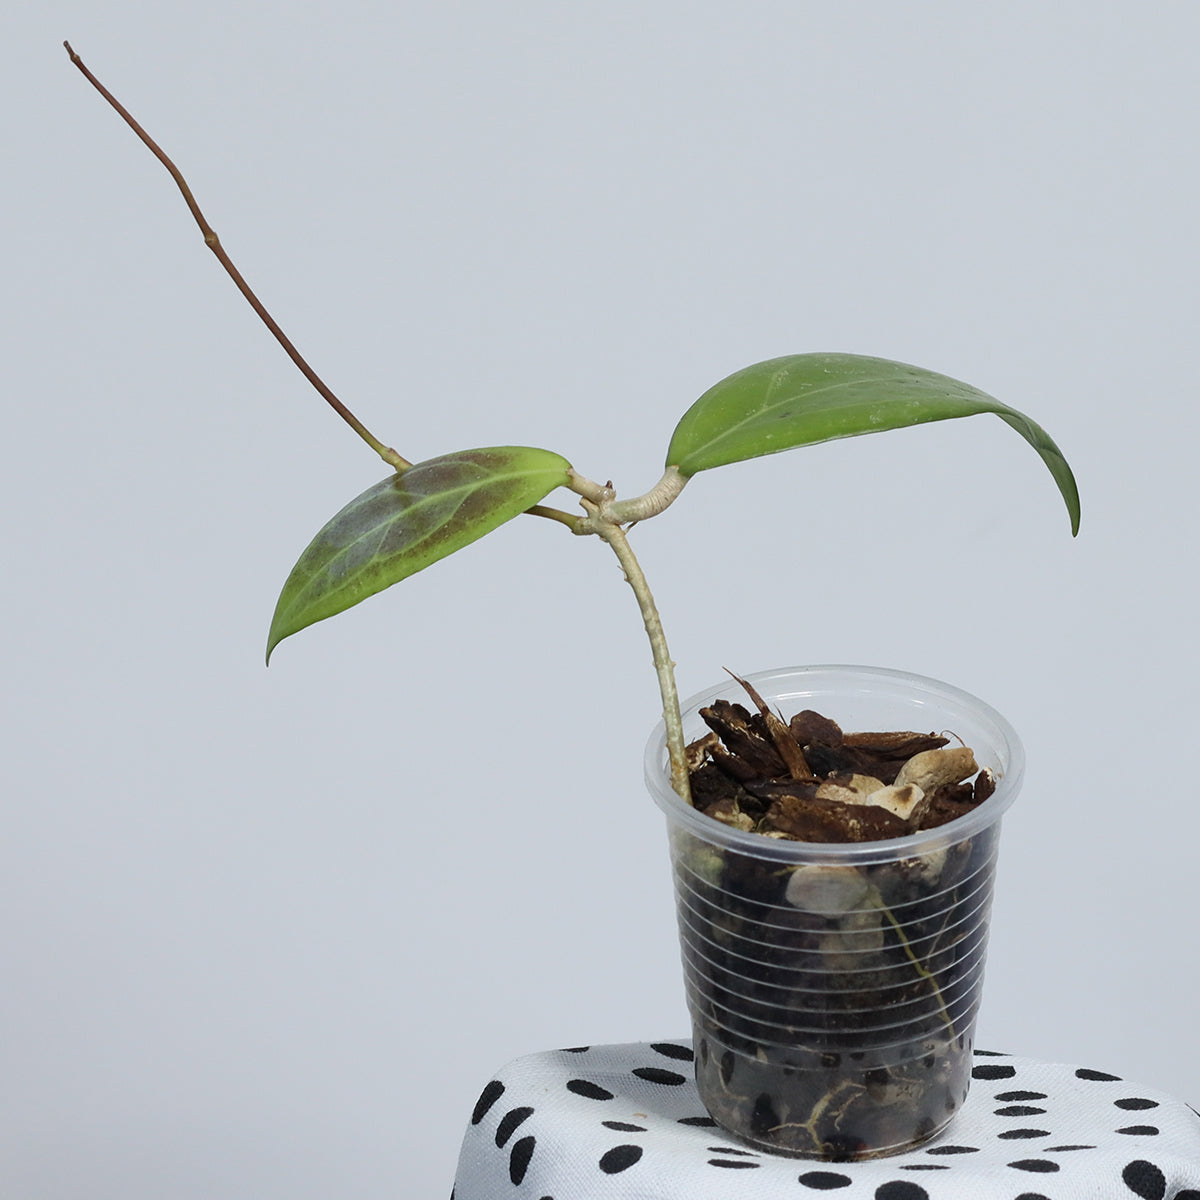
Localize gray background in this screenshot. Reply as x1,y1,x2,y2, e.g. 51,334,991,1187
5,2,1198,1196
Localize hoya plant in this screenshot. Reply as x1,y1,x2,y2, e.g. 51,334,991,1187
67,45,1080,807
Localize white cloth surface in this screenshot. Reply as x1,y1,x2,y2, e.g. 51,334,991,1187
453,1041,1200,1200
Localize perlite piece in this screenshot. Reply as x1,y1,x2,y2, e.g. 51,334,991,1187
814,774,886,805
785,863,874,913
894,746,978,794
862,782,925,820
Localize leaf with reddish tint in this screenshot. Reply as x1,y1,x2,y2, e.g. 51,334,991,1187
267,446,571,659
667,353,1079,534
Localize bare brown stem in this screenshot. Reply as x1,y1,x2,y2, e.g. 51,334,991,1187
64,42,694,778
63,41,409,471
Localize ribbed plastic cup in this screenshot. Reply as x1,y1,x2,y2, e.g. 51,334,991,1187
645,665,1023,1160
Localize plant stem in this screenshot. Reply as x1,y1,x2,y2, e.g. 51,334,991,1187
67,43,694,795
562,469,692,800
590,520,692,802
63,42,409,473
525,504,582,531
603,466,687,524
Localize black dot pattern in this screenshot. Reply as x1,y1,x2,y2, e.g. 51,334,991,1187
798,1171,852,1189
453,1043,1200,1198
508,1135,535,1185
650,1042,694,1062
471,1080,504,1124
632,1067,687,1086
875,1182,930,1199
1123,1159,1167,1199
494,1107,533,1147
598,1144,643,1174
565,1078,613,1101
973,1063,1018,1080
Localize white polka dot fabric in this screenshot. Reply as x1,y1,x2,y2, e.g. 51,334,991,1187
452,1041,1200,1200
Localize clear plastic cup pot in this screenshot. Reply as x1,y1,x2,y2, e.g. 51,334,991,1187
645,665,1023,1160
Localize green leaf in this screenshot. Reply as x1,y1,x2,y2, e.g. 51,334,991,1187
267,446,572,660
667,353,1080,534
